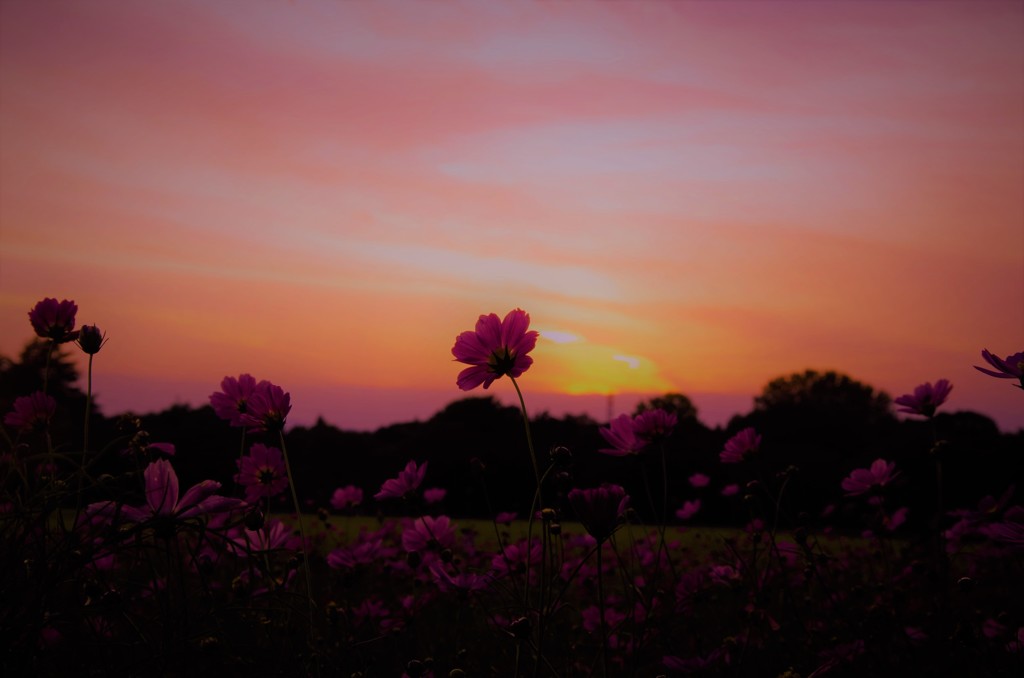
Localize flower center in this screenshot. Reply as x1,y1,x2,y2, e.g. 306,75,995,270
487,347,516,376
258,468,277,485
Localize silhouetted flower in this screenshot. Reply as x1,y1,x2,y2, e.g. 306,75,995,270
632,408,677,444
209,374,259,426
241,380,291,432
598,414,645,456
89,459,241,524
974,349,1024,389
235,443,288,502
402,515,456,552
330,485,364,510
4,391,56,432
568,484,629,542
841,459,898,496
76,324,107,354
894,379,952,417
28,297,77,342
375,460,427,500
452,308,539,390
719,427,761,463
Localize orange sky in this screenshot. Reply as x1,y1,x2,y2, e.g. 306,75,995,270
1,1,1022,432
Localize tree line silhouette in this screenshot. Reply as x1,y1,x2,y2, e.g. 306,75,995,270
2,340,1021,528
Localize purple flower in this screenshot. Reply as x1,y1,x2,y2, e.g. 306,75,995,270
235,443,289,502
632,408,677,444
451,308,539,390
423,487,447,505
841,458,899,496
90,459,242,524
676,499,701,521
974,349,1024,389
241,380,291,432
4,392,56,432
719,427,761,463
598,414,645,456
688,473,710,489
375,460,427,500
568,484,630,543
209,374,259,426
894,379,952,417
330,485,364,510
28,297,78,342
402,515,456,552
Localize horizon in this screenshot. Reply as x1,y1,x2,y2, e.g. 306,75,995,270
1,1,1022,435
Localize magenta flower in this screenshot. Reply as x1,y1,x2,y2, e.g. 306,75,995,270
676,499,701,521
374,460,427,500
90,459,242,524
632,408,677,443
402,515,456,552
688,473,710,489
235,443,289,502
598,414,645,456
209,374,259,426
4,392,56,433
423,487,447,505
230,518,301,554
330,484,364,510
240,380,291,432
841,458,899,496
974,349,1024,389
451,308,539,390
719,427,761,463
28,297,78,342
568,484,630,543
894,379,952,417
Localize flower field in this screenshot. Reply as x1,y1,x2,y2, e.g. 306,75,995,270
2,300,1022,677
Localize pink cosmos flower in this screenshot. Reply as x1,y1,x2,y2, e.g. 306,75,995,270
688,473,710,489
721,483,740,497
451,308,539,390
375,460,427,500
568,484,630,543
28,297,78,342
841,458,899,496
894,379,952,417
240,380,291,432
330,485,364,510
598,414,645,456
974,349,1024,389
429,562,491,594
632,408,678,444
4,392,57,432
423,487,447,505
229,518,301,555
209,374,259,426
88,459,242,524
676,499,701,521
495,511,518,525
327,533,398,569
235,443,289,502
402,515,456,552
719,427,761,463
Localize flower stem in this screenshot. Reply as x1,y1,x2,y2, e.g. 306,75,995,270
510,376,541,494
83,354,93,455
278,430,317,649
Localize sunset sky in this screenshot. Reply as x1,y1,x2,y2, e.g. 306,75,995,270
1,1,1022,432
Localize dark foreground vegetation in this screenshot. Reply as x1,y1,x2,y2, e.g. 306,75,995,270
2,300,1022,677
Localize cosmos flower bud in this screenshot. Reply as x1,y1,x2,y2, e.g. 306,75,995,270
77,324,107,355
